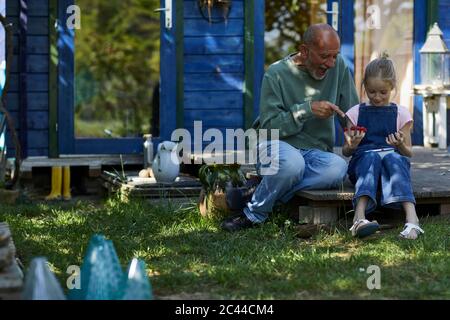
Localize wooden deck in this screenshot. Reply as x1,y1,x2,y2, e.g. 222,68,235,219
20,154,143,179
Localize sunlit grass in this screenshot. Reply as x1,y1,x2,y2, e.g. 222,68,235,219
0,198,448,299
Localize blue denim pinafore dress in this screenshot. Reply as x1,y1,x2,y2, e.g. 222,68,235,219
347,103,415,213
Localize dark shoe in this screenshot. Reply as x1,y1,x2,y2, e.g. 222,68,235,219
221,213,256,232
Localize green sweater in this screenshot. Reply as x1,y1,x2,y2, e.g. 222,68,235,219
258,53,359,152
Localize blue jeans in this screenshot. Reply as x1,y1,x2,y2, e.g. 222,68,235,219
243,140,348,223
347,151,415,214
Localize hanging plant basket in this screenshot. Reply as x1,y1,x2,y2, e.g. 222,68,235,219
198,0,232,24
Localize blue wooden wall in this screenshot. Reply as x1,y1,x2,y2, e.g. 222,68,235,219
183,0,246,143
6,0,49,157
439,0,450,47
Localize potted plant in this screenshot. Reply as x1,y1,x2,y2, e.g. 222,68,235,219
198,163,246,218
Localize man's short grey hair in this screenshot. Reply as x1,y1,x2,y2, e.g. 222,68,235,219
303,24,339,45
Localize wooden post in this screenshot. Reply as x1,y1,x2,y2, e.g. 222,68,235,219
437,95,447,150
298,206,339,225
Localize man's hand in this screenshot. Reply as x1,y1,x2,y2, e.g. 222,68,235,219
344,126,366,150
386,131,405,147
311,101,346,119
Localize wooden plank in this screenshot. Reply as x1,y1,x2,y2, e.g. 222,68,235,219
11,54,49,73
0,261,24,294
6,0,19,16
74,138,142,155
412,0,427,145
184,109,243,127
184,54,243,73
440,204,450,215
6,92,48,111
158,0,177,144
12,36,50,55
10,16,49,35
26,148,48,157
0,223,23,295
0,223,11,247
184,0,244,19
243,0,254,129
23,154,142,165
184,36,244,54
10,74,49,92
101,173,202,199
176,0,184,129
9,111,48,129
27,36,49,54
49,0,58,157
27,130,49,149
298,206,339,225
19,1,29,159
184,73,244,91
184,19,244,36
28,0,50,16
184,91,243,110
253,0,264,129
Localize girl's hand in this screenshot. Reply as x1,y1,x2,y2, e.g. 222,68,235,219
344,126,366,149
386,131,405,147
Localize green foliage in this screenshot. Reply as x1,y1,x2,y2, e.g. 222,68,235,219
198,164,246,193
265,0,326,66
75,0,160,137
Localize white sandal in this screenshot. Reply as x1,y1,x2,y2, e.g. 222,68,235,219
399,223,424,239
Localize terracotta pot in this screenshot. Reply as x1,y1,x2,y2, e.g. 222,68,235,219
198,189,231,218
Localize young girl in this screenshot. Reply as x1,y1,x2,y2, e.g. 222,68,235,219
342,54,424,240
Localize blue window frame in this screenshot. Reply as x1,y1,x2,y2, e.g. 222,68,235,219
57,0,178,155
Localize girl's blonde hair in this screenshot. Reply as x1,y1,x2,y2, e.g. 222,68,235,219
362,52,397,92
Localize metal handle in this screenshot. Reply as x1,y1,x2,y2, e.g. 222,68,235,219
154,0,172,29
320,2,339,31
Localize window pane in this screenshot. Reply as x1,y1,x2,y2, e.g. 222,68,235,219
74,0,160,138
354,0,414,112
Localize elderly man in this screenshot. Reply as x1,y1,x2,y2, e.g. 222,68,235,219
222,24,359,232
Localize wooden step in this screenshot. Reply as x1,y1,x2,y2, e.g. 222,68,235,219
0,223,23,300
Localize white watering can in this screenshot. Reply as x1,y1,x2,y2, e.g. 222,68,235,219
152,141,180,183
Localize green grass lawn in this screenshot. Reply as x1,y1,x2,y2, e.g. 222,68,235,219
0,197,449,299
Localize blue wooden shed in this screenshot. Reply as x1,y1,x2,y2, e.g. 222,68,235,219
4,0,264,160
2,0,450,164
